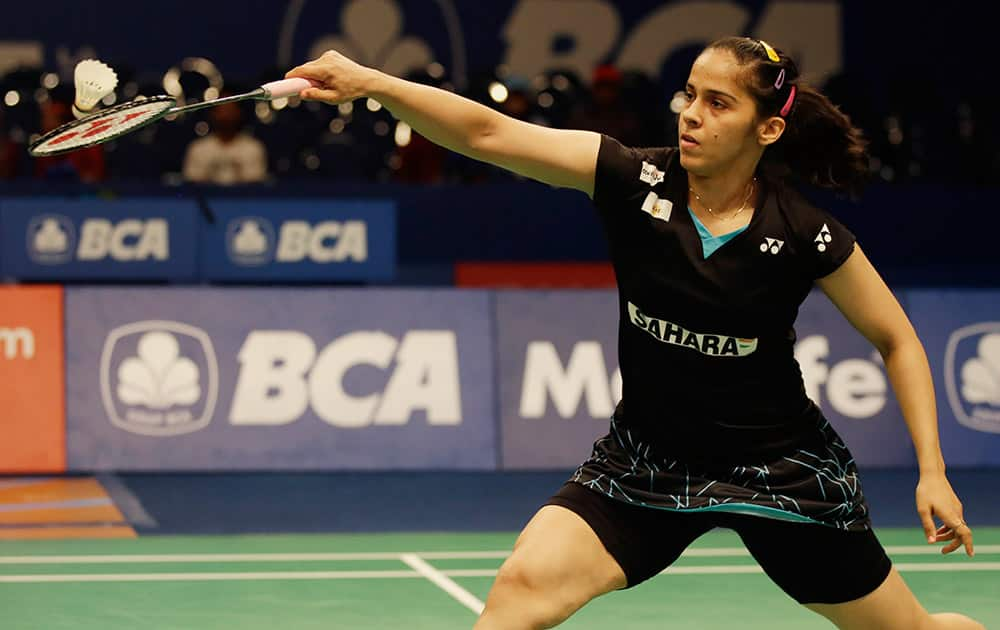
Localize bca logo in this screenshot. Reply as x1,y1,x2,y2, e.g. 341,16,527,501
945,324,1000,433
293,0,458,84
226,216,368,265
229,330,461,427
26,214,75,264
100,321,219,436
226,217,276,266
27,214,168,264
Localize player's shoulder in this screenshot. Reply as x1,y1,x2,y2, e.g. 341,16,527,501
600,134,678,171
764,179,856,274
769,179,840,231
595,134,680,201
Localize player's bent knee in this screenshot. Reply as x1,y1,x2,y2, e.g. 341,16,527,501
482,559,587,628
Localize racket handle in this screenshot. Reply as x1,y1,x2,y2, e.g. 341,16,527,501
260,78,320,99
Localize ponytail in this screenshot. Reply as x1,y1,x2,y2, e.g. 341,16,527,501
705,37,870,197
766,84,870,197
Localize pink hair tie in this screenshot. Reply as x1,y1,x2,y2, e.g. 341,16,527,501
780,84,797,117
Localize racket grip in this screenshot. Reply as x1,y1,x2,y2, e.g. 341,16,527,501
261,78,320,99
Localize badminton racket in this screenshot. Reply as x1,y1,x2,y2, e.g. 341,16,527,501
28,77,318,157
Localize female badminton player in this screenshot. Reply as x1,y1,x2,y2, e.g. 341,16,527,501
287,37,984,630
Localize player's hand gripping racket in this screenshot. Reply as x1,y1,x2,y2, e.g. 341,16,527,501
28,78,318,157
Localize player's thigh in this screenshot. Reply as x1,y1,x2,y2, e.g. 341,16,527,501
806,567,932,630
732,515,893,606
491,503,628,604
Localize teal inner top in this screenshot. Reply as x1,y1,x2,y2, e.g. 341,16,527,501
688,206,749,258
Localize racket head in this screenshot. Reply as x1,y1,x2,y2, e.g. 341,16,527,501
28,95,177,157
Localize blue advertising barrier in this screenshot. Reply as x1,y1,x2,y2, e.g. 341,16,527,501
496,291,620,470
907,290,1000,466
58,286,1000,471
0,199,199,281
793,290,914,466
65,287,495,470
496,289,914,470
200,200,396,282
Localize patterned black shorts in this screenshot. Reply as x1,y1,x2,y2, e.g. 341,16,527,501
571,413,872,531
546,481,892,604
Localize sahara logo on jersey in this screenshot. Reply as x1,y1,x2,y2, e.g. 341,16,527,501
945,324,1000,434
627,302,758,357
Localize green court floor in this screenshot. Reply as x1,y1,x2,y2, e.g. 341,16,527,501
2,528,998,629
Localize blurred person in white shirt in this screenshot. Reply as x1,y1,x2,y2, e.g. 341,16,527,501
182,94,267,185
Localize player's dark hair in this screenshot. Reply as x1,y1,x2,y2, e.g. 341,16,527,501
705,37,870,197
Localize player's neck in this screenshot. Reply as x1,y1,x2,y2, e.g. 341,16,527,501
687,167,756,214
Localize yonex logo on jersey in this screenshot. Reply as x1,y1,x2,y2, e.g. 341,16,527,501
641,192,672,222
627,302,758,357
760,237,784,255
815,224,833,252
639,161,665,186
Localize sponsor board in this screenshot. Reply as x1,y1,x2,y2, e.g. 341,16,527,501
907,290,1000,465
0,286,65,472
0,199,198,280
66,288,494,470
201,200,396,282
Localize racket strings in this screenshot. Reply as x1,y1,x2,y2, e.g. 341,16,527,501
30,97,176,157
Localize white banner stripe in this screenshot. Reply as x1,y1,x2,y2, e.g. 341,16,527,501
401,554,485,615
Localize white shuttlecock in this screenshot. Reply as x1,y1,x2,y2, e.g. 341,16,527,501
72,59,118,119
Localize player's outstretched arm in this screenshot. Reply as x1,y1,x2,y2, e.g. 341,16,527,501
286,50,600,197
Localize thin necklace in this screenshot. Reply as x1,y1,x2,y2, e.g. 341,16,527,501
690,177,756,221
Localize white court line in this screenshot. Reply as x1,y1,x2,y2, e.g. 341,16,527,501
2,563,999,584
400,553,485,615
3,546,998,564
0,570,421,583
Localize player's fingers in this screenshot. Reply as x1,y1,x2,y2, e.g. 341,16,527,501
285,62,332,83
941,538,962,554
300,88,342,104
939,517,974,557
919,509,936,543
933,528,956,542
960,525,975,557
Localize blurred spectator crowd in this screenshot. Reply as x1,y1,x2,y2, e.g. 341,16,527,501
0,58,996,188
